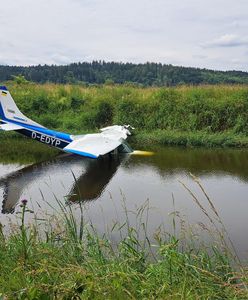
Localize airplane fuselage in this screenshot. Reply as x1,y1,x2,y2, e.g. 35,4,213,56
1,119,72,150
0,86,133,159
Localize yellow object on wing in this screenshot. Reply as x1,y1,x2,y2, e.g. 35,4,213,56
1,91,7,96
131,150,154,156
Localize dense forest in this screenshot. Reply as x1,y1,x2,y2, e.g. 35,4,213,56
0,61,248,86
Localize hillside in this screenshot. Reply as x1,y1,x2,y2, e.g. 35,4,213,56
0,61,248,86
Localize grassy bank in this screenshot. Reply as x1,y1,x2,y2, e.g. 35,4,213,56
1,83,248,148
1,191,248,300
134,130,248,148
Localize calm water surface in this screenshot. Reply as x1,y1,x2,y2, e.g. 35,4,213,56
1,146,248,259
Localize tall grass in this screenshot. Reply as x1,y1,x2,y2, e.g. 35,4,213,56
1,83,248,139
134,129,248,148
0,178,248,299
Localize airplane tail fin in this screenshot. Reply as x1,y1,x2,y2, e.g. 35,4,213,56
0,86,44,128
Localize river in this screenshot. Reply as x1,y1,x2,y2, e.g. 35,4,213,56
1,146,248,259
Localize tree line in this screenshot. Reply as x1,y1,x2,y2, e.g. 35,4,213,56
0,61,248,86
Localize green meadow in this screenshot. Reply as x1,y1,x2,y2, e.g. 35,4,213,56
1,82,248,147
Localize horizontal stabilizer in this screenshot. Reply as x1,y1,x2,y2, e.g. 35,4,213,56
64,134,122,158
0,123,24,131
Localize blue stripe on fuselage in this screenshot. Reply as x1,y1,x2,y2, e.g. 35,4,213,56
18,127,70,149
0,103,5,120
20,123,72,142
1,117,72,143
64,148,98,159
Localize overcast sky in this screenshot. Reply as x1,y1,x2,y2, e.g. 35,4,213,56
0,0,248,71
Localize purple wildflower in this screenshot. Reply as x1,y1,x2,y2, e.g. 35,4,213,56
21,199,28,206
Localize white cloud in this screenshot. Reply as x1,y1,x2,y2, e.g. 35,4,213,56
0,0,248,71
202,34,248,48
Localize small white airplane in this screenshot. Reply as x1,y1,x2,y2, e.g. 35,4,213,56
0,86,133,158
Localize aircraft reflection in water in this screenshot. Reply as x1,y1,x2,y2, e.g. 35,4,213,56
0,154,126,214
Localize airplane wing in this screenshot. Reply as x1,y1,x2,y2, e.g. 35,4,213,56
63,134,122,158
64,125,133,159
0,123,24,131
